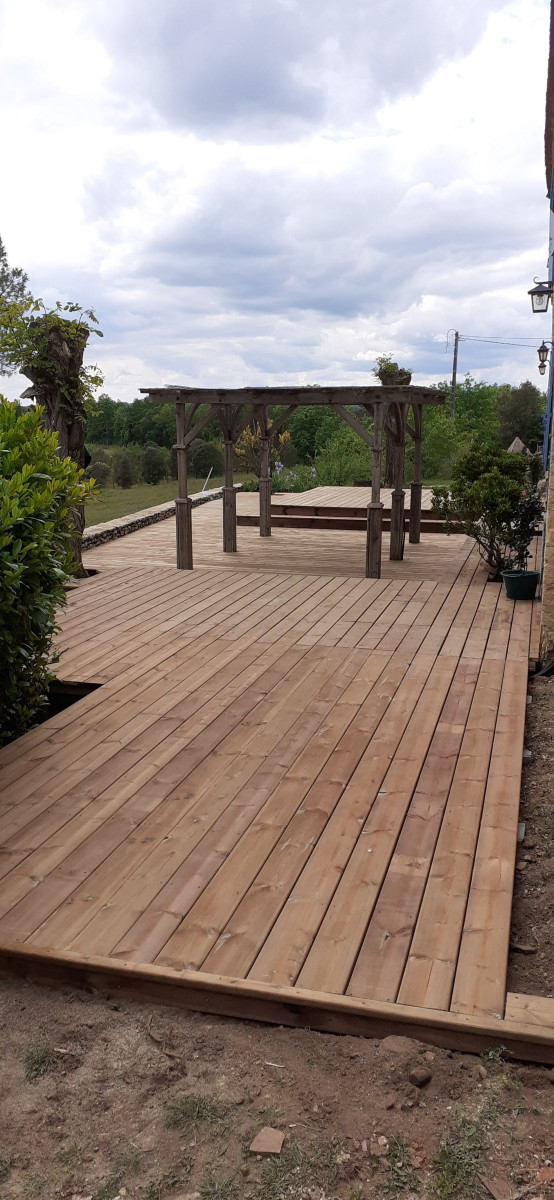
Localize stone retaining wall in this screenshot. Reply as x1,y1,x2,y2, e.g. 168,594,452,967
83,485,240,550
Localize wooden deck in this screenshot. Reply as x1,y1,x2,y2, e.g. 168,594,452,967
85,490,471,580
0,513,552,1060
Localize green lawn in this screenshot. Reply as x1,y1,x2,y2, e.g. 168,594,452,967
84,473,451,526
84,475,252,526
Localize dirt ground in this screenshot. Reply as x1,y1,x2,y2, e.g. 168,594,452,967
0,974,553,1200
508,676,554,997
1,675,553,1200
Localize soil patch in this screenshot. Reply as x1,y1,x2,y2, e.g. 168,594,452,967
508,676,554,997
0,976,553,1200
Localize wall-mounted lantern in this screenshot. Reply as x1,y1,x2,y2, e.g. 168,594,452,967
537,341,552,375
528,280,554,313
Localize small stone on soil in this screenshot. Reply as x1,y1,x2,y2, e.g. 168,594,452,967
408,1066,432,1087
249,1126,284,1155
379,1035,421,1055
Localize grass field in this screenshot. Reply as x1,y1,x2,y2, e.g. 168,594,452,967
84,473,448,527
84,475,252,526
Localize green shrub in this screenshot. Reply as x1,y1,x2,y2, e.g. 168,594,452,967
113,448,136,488
432,448,543,577
314,427,371,486
273,463,317,492
0,398,92,746
86,458,111,487
242,463,316,493
141,443,167,484
190,440,224,479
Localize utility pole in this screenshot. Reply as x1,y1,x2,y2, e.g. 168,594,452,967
450,330,459,419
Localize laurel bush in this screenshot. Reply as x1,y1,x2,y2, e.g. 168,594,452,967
0,398,92,745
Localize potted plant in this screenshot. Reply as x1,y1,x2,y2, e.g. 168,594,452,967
432,448,543,599
373,353,412,386
499,487,543,599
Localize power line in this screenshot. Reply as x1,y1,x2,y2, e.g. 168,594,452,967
446,333,542,351
460,337,541,349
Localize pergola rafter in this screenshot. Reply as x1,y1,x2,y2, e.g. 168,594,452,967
141,384,445,577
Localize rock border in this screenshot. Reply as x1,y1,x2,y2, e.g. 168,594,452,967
83,485,241,550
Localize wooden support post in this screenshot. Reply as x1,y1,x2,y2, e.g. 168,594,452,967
409,406,423,544
222,436,237,553
175,401,193,569
259,436,271,537
390,489,405,559
366,403,384,578
367,503,384,578
390,423,406,561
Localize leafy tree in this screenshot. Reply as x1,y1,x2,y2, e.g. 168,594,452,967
287,407,341,462
497,381,545,451
234,425,291,478
451,375,500,448
113,448,136,488
112,404,129,445
0,399,93,744
314,426,371,486
421,404,463,480
86,393,118,444
151,402,176,448
0,237,31,375
141,443,167,484
190,439,224,478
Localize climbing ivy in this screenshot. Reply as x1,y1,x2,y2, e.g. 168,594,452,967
0,298,103,424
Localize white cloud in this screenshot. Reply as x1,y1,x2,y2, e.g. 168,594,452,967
0,0,550,402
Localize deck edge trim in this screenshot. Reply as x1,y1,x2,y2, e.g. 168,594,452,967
1,943,553,1063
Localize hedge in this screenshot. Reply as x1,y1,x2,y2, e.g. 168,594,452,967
0,399,92,746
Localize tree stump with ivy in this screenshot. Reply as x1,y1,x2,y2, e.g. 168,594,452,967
7,302,103,577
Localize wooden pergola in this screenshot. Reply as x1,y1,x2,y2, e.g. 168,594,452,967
141,385,445,578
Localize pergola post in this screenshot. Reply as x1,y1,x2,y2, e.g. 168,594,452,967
175,400,193,570
390,405,406,561
367,403,384,579
409,404,423,544
222,433,237,552
257,406,271,537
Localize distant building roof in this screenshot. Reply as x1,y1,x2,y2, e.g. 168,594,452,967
507,436,530,454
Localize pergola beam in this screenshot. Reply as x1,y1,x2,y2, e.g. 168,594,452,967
141,385,444,408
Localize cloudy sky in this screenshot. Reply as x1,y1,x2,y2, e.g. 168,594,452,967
0,0,551,401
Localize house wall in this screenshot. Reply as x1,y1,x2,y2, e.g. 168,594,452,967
539,156,554,659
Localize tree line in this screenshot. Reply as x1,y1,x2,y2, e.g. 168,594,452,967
86,376,546,488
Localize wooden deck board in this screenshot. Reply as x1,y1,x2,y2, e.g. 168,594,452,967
0,506,550,1060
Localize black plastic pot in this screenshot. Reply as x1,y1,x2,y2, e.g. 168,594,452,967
501,570,540,601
